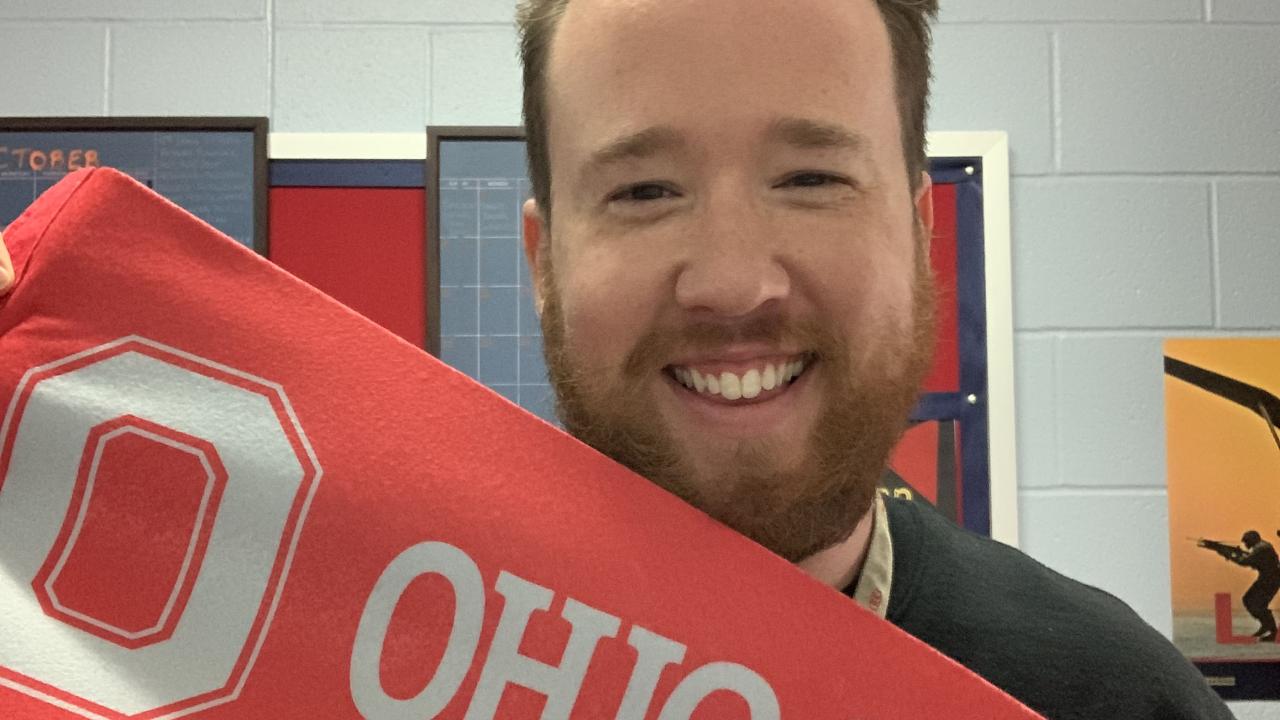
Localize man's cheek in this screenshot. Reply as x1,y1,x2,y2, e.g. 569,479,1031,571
569,282,661,354
560,300,613,361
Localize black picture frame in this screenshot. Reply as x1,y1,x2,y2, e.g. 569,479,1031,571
0,116,269,255
425,125,525,358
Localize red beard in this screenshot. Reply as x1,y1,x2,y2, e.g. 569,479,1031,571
538,235,936,562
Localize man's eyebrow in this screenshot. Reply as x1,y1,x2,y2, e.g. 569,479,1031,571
766,117,870,152
586,126,687,170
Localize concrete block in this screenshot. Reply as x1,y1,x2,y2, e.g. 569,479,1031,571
1014,334,1059,488
1055,335,1168,488
1059,25,1280,173
1213,0,1280,22
930,25,1052,175
276,0,515,24
111,23,267,116
0,1,264,19
1217,180,1280,328
1012,179,1213,329
0,24,105,116
939,0,1202,23
430,26,521,126
1226,702,1280,719
1020,489,1173,637
274,27,429,132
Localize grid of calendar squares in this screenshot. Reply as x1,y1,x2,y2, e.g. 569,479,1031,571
438,177,558,424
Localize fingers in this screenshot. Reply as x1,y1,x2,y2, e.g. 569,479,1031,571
0,231,12,296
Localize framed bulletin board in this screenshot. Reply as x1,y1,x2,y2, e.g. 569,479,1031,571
926,131,1017,547
426,127,1018,545
0,117,267,254
267,134,428,348
426,128,552,422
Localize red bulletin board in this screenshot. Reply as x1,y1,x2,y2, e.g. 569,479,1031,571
922,181,959,394
886,179,963,523
268,187,427,348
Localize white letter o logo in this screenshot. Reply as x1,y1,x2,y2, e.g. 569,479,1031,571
0,337,321,719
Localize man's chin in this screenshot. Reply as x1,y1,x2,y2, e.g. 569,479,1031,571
693,468,876,564
565,401,883,562
677,450,806,503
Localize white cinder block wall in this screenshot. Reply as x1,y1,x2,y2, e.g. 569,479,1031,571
2,0,1278,715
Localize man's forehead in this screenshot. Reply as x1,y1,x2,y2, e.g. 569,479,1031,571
547,0,894,113
552,0,889,64
583,118,873,170
547,1,895,145
560,0,881,23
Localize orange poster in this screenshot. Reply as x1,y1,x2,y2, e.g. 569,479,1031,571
1166,338,1280,698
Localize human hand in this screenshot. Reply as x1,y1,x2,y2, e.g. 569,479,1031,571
0,232,12,296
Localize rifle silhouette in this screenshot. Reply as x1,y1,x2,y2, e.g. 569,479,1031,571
1164,356,1280,456
1194,537,1244,562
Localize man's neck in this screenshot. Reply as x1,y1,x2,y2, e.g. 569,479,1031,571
796,503,876,590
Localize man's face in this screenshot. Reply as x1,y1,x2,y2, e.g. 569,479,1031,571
527,0,935,562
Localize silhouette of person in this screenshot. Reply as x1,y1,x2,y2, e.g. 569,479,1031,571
1228,531,1280,641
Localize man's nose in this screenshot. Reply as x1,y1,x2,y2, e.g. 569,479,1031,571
673,205,791,318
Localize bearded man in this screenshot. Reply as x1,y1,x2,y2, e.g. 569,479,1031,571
509,0,1233,717
0,0,1236,717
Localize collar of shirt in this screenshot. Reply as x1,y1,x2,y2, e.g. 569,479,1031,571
849,492,894,619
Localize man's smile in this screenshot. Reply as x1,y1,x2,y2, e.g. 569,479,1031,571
665,354,812,403
653,351,823,443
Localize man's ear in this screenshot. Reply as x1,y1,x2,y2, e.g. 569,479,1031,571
0,232,13,296
913,171,935,252
521,198,549,315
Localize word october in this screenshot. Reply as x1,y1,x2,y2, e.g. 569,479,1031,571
0,146,101,173
351,541,783,720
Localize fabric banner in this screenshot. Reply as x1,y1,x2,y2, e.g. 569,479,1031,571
0,168,1037,719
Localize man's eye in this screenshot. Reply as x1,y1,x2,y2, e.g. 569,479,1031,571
781,172,847,189
610,183,676,203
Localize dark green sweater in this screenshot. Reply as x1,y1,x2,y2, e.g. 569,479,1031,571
881,497,1233,719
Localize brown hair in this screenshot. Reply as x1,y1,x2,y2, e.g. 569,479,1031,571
516,0,940,220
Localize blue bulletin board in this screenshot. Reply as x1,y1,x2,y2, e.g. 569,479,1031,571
0,118,267,253
427,131,555,424
425,126,1008,538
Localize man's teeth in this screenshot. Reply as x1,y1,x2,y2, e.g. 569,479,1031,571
671,360,808,399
